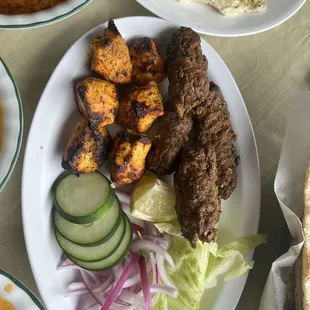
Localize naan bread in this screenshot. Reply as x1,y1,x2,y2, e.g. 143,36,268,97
179,0,266,16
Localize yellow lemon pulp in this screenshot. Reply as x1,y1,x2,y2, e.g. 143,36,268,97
131,171,177,222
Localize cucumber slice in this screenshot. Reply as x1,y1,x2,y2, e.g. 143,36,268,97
54,197,122,246
56,215,126,262
54,172,112,224
68,213,132,271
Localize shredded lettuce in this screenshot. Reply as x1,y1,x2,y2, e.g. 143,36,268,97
153,221,267,310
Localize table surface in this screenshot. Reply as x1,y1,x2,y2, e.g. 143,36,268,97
1,0,309,309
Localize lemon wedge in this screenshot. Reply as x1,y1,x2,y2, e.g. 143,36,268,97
131,171,177,222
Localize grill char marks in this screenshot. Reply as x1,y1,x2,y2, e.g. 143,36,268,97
166,27,209,117
195,82,239,200
174,144,221,248
146,112,193,178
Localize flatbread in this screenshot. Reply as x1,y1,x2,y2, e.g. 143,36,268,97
179,0,266,16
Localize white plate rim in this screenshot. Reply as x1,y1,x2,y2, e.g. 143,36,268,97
135,0,306,37
21,16,261,310
0,57,23,192
0,0,92,29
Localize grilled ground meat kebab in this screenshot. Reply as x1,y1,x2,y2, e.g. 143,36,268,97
147,111,193,178
195,82,239,200
147,27,208,177
166,27,210,118
174,144,221,248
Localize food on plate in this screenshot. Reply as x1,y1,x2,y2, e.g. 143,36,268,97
53,172,132,270
285,161,310,309
178,0,266,16
111,130,152,185
129,37,165,86
131,170,177,222
76,77,118,128
0,270,44,310
54,194,122,245
118,81,164,133
91,20,132,84
54,172,114,224
0,0,66,15
54,23,264,310
166,27,209,117
195,82,239,200
61,118,112,175
147,111,193,178
175,144,221,247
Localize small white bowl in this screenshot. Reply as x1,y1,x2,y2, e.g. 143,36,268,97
0,58,23,192
0,0,92,29
136,0,306,37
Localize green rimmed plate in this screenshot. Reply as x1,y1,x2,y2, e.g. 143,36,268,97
0,269,45,309
0,58,23,192
0,0,92,29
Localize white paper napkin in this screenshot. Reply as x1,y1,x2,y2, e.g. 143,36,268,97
259,92,310,309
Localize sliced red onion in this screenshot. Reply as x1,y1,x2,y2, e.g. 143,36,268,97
93,273,114,293
131,240,175,270
149,252,158,285
143,235,169,249
81,270,105,305
156,254,176,288
65,289,89,297
69,282,86,291
101,253,139,310
145,222,160,236
132,223,144,234
113,264,124,282
137,284,178,298
139,255,153,310
84,303,100,310
85,270,101,285
123,260,152,288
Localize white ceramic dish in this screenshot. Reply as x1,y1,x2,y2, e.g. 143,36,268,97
0,58,23,192
0,0,92,29
136,0,306,37
22,16,260,310
0,269,45,310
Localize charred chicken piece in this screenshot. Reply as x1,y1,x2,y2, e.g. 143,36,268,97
111,130,152,185
146,111,193,178
129,37,165,86
174,144,221,248
166,27,209,117
118,81,164,133
195,82,239,200
62,118,112,175
76,77,118,129
91,20,132,84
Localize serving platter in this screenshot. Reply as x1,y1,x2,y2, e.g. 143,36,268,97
0,0,92,29
22,16,260,310
0,58,23,192
136,0,306,37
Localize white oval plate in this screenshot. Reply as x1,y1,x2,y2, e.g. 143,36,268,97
0,269,45,310
0,58,23,192
136,0,306,37
22,17,260,310
0,0,92,29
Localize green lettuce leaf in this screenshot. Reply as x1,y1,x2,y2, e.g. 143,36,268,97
153,222,267,310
